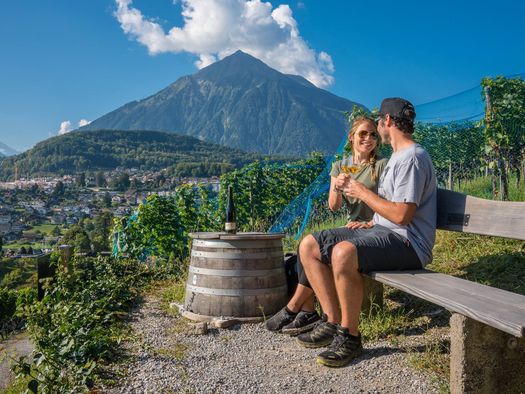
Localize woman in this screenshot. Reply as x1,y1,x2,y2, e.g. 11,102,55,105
266,116,388,334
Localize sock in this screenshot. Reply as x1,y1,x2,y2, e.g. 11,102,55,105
285,306,298,315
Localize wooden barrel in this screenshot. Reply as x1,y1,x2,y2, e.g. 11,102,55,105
184,232,287,319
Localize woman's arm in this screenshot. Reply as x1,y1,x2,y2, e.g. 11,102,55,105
328,176,343,211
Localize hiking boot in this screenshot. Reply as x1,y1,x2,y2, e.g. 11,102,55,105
282,310,321,336
265,307,297,332
316,326,363,367
296,316,337,348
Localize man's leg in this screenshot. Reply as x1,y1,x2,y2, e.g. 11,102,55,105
298,234,340,324
330,241,363,336
316,240,364,367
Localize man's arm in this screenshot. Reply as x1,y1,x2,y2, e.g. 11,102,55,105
344,179,417,226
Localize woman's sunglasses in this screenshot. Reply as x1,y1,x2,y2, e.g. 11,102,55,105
356,130,379,140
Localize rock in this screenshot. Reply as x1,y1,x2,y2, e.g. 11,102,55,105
187,322,208,335
211,318,240,329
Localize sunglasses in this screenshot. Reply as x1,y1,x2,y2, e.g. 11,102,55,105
356,130,379,140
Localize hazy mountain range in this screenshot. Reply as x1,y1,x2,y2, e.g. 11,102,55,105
80,50,363,156
0,142,18,157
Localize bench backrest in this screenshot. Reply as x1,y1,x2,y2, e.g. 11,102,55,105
437,188,525,240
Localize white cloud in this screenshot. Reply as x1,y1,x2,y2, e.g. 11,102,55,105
78,119,91,127
58,121,72,135
114,0,334,88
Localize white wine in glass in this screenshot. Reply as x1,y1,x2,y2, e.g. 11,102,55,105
341,164,360,176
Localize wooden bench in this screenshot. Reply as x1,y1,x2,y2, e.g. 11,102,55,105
366,188,525,394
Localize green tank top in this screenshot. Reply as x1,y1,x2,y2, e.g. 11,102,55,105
330,156,388,222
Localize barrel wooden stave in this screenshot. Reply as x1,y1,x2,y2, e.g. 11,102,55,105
184,235,287,318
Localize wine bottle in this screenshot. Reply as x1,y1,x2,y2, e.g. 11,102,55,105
225,185,236,234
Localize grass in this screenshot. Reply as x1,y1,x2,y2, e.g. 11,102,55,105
0,257,37,289
408,339,450,393
4,242,46,250
27,224,61,236
0,376,32,394
455,174,525,201
429,230,525,294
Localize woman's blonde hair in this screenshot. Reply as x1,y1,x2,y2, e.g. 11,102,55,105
347,116,380,182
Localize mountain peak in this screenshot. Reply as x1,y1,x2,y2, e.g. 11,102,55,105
195,50,278,83
80,52,364,156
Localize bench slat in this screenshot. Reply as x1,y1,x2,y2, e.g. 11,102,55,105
437,188,525,240
369,270,525,337
398,270,525,313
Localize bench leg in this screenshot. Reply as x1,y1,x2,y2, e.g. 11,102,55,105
450,313,525,394
361,277,383,315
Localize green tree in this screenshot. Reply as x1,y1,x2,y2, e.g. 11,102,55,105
52,226,61,237
0,235,3,257
63,224,91,254
102,191,112,208
111,173,131,191
76,172,86,187
95,171,106,187
53,181,65,197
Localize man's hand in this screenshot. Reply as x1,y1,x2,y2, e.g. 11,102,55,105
345,220,374,229
343,178,368,200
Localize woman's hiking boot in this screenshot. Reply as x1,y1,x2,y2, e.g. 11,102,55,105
296,315,337,348
316,326,362,367
265,307,297,332
281,310,321,336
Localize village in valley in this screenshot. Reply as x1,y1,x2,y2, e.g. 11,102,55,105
0,170,220,257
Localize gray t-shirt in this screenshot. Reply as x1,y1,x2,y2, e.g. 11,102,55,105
373,143,437,266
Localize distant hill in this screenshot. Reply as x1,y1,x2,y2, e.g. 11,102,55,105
0,141,18,157
80,50,364,156
0,130,287,180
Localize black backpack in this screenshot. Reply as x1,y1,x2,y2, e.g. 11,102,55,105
283,252,299,297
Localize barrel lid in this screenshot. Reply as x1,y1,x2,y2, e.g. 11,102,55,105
189,231,285,240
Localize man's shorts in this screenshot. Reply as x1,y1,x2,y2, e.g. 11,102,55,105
312,224,422,274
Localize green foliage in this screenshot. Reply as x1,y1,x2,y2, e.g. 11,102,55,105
114,155,324,261
0,257,38,289
218,154,325,231
413,122,484,186
95,171,106,187
76,172,86,187
113,194,187,266
0,287,17,324
12,256,157,393
62,225,91,254
110,172,131,191
481,76,525,198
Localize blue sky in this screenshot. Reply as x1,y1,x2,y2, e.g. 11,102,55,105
0,0,524,152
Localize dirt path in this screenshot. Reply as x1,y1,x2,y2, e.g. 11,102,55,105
0,332,34,391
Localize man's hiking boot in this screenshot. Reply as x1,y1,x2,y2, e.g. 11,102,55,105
281,310,321,336
296,315,337,348
316,326,363,367
265,307,297,332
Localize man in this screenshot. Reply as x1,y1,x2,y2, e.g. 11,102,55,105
296,97,437,367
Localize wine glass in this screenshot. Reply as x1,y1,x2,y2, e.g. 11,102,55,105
340,164,361,176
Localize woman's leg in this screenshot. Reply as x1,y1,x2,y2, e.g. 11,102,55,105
287,284,314,313
287,252,315,312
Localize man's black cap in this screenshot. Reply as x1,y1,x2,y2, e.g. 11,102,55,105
378,97,416,121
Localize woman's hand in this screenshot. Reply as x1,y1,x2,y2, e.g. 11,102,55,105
345,220,374,229
334,173,349,192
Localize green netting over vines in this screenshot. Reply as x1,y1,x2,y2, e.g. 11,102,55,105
270,74,525,238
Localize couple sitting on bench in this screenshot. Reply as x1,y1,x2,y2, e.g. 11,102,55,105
266,97,437,368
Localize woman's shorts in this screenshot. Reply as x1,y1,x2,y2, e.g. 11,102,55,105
311,224,422,274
